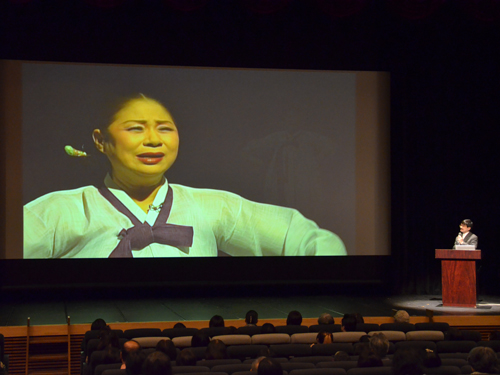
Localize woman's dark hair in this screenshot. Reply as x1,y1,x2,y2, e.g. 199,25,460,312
316,331,333,344
173,322,186,329
392,347,426,375
142,351,172,375
261,323,276,334
245,310,258,325
97,328,120,351
257,357,283,375
177,348,197,366
205,339,227,360
91,318,107,331
286,310,302,326
468,346,500,374
191,332,210,347
155,339,177,361
209,315,225,328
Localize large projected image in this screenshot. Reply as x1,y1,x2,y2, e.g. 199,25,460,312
10,62,389,259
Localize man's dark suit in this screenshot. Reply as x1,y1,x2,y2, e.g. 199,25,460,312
453,232,478,248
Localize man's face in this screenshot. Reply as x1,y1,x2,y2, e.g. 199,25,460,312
99,99,179,184
459,223,471,234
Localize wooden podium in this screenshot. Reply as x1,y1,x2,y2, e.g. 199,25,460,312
435,249,481,307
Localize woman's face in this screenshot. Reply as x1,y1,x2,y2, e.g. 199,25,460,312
96,99,179,184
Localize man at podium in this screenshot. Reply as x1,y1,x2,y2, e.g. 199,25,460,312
453,219,478,249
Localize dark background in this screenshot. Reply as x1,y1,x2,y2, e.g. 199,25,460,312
1,0,499,296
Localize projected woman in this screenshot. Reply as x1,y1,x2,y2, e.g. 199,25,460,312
23,96,346,258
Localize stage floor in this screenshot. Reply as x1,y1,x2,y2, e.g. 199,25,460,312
1,293,500,327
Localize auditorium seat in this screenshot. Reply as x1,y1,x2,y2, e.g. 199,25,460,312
163,328,199,338
132,336,168,348
309,325,342,333
195,359,241,368
101,370,125,375
290,369,347,375
423,365,462,375
355,323,379,333
290,332,318,344
172,365,210,373
242,358,289,364
211,363,252,375
436,341,477,354
200,327,233,337
406,330,445,341
189,346,207,360
394,340,437,352
95,363,121,375
346,366,393,375
87,338,127,365
251,333,291,345
236,326,262,336
276,325,310,335
289,356,335,364
279,361,315,372
227,344,269,360
459,330,482,342
123,328,163,339
83,330,125,355
460,365,473,374
440,358,468,367
477,340,500,352
212,334,252,345
316,361,358,371
439,353,468,360
379,323,416,333
172,336,194,348
415,323,450,332
233,372,287,375
311,343,354,356
332,332,366,343
369,331,406,342
269,344,313,358
89,350,122,375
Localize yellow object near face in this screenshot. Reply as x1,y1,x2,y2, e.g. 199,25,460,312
93,98,179,185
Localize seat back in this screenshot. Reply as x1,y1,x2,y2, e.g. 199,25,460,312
251,334,291,345
415,323,450,332
275,326,310,335
355,323,380,333
290,332,319,344
332,332,366,343
123,328,163,339
212,335,252,345
227,344,269,360
269,344,312,358
311,343,354,356
237,326,262,336
163,328,199,338
406,331,445,341
309,325,342,333
379,323,415,333
436,341,477,354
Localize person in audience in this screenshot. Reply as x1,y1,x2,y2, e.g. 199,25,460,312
445,327,464,341
353,313,364,324
392,347,426,375
176,349,197,366
143,351,172,375
318,313,334,325
173,322,186,329
205,339,228,360
369,332,389,359
121,340,141,369
91,318,107,331
468,346,500,374
245,310,259,326
393,310,410,324
354,342,370,356
191,332,210,347
423,349,441,368
333,351,351,361
359,335,371,343
315,331,333,344
257,358,283,375
489,331,500,341
251,356,266,371
261,323,276,334
209,315,225,328
125,350,146,375
286,310,303,326
155,340,177,361
97,328,120,351
341,314,357,332
358,353,383,368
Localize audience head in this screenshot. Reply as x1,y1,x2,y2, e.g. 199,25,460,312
125,350,146,375
369,333,389,359
98,328,120,350
261,323,276,334
91,318,107,331
316,331,333,344
176,349,196,366
359,335,371,343
468,346,500,374
354,342,370,356
209,315,225,328
205,339,227,360
353,313,364,324
173,322,186,329
394,310,410,324
245,310,259,326
341,314,357,332
445,327,464,341
489,331,500,341
121,340,142,365
257,357,283,375
318,313,334,325
251,356,266,372
286,310,302,326
191,332,210,347
423,349,441,368
143,351,172,375
334,351,351,362
155,339,177,361
392,347,426,375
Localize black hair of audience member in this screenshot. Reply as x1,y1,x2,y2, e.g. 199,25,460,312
257,357,283,375
209,315,225,328
423,349,441,368
316,331,333,344
98,328,120,351
245,310,259,326
468,346,500,374
155,339,177,361
286,310,302,326
334,351,351,362
353,313,364,324
392,347,426,375
445,327,464,341
359,335,371,343
173,322,186,329
341,314,357,332
143,351,172,375
369,332,389,359
122,340,142,366
191,332,210,347
318,313,334,325
125,350,147,375
228,326,238,334
177,348,197,366
354,342,371,356
261,323,276,334
205,339,228,360
489,331,500,341
91,318,107,331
